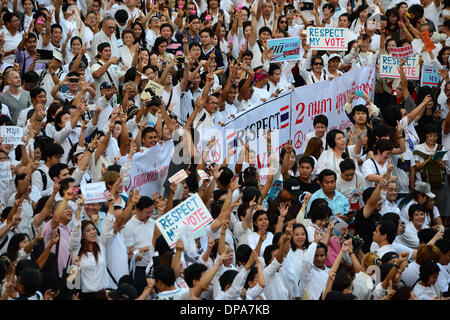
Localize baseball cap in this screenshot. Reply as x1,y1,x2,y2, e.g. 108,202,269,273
283,177,302,196
100,81,113,91
328,53,342,62
414,181,435,198
107,283,138,300
52,49,63,62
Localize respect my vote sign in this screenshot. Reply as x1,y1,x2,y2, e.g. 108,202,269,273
307,27,348,51
268,37,302,62
378,55,420,80
0,126,24,145
156,193,213,248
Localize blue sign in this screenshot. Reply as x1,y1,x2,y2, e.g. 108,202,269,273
420,65,440,87
267,37,302,62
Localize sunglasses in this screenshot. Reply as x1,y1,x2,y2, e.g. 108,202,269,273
313,62,324,66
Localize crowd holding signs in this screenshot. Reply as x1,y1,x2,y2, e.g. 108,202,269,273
0,0,450,304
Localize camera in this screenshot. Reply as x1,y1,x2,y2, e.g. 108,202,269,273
176,56,186,63
344,233,364,251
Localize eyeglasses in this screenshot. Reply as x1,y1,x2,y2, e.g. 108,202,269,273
280,20,287,24
313,62,324,66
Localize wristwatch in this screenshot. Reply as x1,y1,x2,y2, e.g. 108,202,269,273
51,72,56,76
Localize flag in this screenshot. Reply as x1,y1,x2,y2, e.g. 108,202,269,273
280,105,289,129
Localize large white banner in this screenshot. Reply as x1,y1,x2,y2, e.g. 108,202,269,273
123,141,174,196
290,65,376,153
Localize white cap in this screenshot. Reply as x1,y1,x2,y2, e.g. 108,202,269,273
53,49,63,62
328,53,342,62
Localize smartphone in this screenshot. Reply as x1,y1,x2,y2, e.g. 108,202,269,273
355,90,365,97
301,2,314,10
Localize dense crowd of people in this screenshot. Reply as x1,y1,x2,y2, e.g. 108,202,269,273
0,0,449,301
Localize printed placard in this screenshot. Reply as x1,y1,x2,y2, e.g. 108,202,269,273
0,161,12,181
144,80,163,98
80,182,108,204
420,65,440,87
390,45,414,59
378,55,420,80
0,126,24,145
306,27,349,51
267,37,302,62
168,169,188,184
156,193,213,248
197,169,209,180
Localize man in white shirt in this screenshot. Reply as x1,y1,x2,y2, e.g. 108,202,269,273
91,42,125,98
122,196,157,295
31,143,64,197
0,12,23,67
372,220,399,259
193,94,219,131
91,16,121,59
421,0,441,30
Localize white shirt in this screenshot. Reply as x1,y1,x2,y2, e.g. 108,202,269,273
247,231,274,257
122,216,155,267
414,142,448,181
397,221,423,249
0,28,23,66
156,287,190,300
316,144,362,174
413,282,441,300
281,248,306,299
436,262,450,294
305,131,326,150
105,232,129,289
361,157,388,188
262,258,290,300
300,242,329,300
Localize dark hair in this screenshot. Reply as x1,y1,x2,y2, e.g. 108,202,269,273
291,223,310,251
183,263,207,288
23,71,39,84
418,228,437,244
374,139,393,155
268,63,281,76
154,264,176,286
317,241,328,255
79,220,101,262
3,11,18,25
310,204,332,223
280,145,298,174
236,244,252,266
326,129,345,149
435,239,450,255
17,267,43,297
6,233,28,255
377,220,397,244
114,9,129,24
59,177,75,196
258,26,272,36
48,163,68,180
136,196,155,211
408,204,425,221
380,212,400,230
419,260,440,283
313,114,328,128
54,109,71,131
263,244,278,266
351,104,369,118
141,126,157,141
219,269,239,290
362,187,375,204
30,86,46,100
318,169,337,183
160,22,174,33
131,21,147,47
252,210,268,232
51,23,62,33
200,27,214,38
332,270,352,292
298,155,315,168
244,266,258,289
42,143,64,161
218,167,234,186
392,285,413,300
339,158,356,173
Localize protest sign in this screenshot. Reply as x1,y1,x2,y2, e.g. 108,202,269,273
290,64,375,153
0,126,24,145
378,55,420,80
0,161,12,182
390,45,414,59
156,193,213,248
420,65,440,87
123,140,174,196
81,182,108,204
197,169,209,180
267,37,302,62
306,27,348,51
168,169,188,184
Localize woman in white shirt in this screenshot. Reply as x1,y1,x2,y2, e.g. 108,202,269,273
412,261,442,300
397,204,427,250
247,210,274,257
299,55,328,85
70,201,116,299
281,223,311,299
336,159,364,211
316,129,363,175
350,4,369,34
119,30,138,71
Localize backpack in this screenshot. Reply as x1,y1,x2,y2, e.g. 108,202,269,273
413,145,444,188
